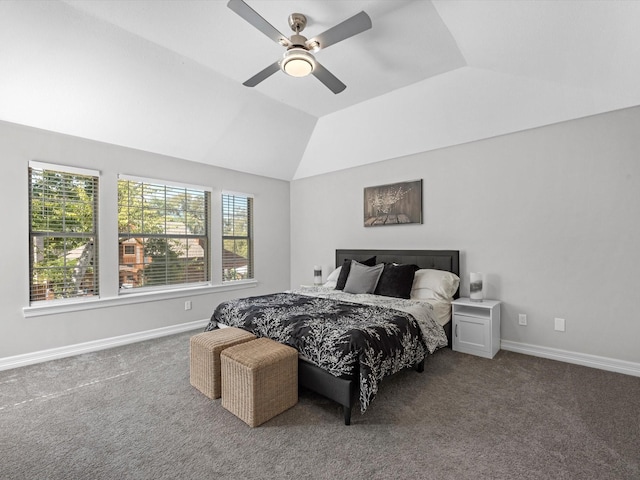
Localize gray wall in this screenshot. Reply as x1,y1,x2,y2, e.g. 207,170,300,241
290,106,640,364
0,121,290,358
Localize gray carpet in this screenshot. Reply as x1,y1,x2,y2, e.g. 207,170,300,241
1,330,638,480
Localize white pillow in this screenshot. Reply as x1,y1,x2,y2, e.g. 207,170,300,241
326,266,342,282
410,287,437,300
323,280,337,288
411,269,460,300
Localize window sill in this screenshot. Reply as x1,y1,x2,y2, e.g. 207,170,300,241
23,280,258,318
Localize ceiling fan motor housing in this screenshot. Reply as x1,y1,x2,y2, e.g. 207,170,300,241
289,34,308,47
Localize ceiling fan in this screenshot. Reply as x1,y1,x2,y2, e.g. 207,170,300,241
227,0,372,94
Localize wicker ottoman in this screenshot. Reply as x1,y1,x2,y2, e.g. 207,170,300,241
190,327,256,399
221,338,298,427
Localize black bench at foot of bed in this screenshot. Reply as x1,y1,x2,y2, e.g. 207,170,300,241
298,357,425,426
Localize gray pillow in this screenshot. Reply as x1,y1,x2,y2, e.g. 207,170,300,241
343,260,385,294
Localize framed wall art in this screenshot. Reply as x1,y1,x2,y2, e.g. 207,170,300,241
363,179,422,227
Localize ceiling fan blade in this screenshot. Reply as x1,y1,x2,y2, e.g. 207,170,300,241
227,0,290,46
307,11,372,51
311,62,346,94
243,61,280,87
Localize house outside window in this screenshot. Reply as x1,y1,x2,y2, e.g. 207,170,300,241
222,192,253,281
28,162,99,303
118,176,210,291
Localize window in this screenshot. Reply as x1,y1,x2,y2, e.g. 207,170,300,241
29,162,99,303
222,192,253,281
118,176,210,291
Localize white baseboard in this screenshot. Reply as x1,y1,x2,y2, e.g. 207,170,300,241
4,326,638,378
0,319,210,372
501,340,640,377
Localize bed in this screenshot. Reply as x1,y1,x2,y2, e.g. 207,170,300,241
206,249,460,424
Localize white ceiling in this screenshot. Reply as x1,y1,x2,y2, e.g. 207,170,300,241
1,0,639,180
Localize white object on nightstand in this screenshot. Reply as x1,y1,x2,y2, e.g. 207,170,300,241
452,297,501,359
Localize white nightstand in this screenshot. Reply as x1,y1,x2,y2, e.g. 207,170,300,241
451,297,501,359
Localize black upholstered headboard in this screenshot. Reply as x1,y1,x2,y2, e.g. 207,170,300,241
335,249,460,299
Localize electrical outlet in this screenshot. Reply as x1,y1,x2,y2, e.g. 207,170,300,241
518,313,527,326
554,317,565,332
184,300,192,311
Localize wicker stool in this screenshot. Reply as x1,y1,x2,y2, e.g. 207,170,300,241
190,327,256,399
221,338,298,427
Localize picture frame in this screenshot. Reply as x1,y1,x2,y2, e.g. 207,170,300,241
363,179,422,227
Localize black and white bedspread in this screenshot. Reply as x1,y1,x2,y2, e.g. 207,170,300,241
205,287,448,412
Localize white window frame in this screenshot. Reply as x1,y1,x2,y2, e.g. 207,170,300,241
28,161,100,305
222,191,254,283
117,174,212,294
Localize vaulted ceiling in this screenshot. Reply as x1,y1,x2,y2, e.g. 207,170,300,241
1,1,639,180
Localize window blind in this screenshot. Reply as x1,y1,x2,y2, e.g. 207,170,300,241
117,177,210,291
222,193,253,281
29,164,99,303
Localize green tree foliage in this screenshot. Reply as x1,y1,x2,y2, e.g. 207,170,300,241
223,196,249,259
140,238,184,286
118,181,163,234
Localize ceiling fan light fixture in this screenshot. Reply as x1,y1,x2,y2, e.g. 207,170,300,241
281,48,315,77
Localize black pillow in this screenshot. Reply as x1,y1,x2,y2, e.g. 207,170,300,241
335,256,377,290
374,263,419,299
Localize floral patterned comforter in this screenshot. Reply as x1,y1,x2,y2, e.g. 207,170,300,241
205,287,447,412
